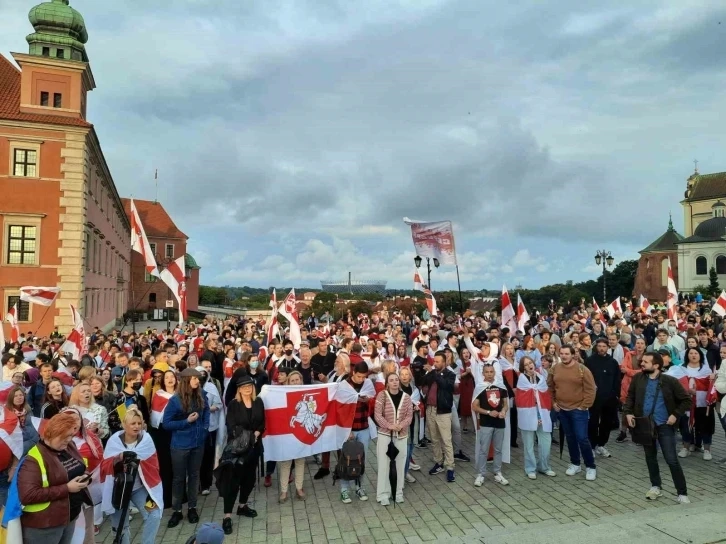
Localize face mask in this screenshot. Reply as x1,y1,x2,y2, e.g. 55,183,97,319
249,361,259,369
284,349,293,356
131,382,142,392
200,373,208,384
668,326,676,334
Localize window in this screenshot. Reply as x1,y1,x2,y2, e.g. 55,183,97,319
40,92,49,106
53,93,62,108
145,271,157,283
696,256,707,275
85,231,90,270
149,243,157,259
149,293,157,304
56,48,64,59
6,297,30,322
13,149,37,177
717,256,726,275
661,258,669,287
7,225,37,264
165,244,174,259
42,47,50,57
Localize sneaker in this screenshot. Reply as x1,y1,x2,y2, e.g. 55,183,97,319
201,488,210,496
494,472,509,486
405,473,416,483
645,486,662,500
704,450,712,461
167,511,183,528
429,463,444,475
380,497,390,506
474,475,484,487
341,490,352,504
264,475,272,487
565,464,581,476
409,462,421,471
615,431,627,443
454,450,471,462
395,495,404,504
94,525,100,536
446,470,455,483
527,473,536,480
187,507,199,524
356,488,368,501
678,447,689,458
596,446,612,458
585,468,597,481
313,467,330,480
676,495,691,504
542,470,556,477
222,518,233,535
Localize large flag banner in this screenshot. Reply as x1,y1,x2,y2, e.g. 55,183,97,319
259,381,358,461
4,305,20,344
516,294,529,333
60,304,87,360
403,218,457,265
159,255,187,325
19,286,60,307
712,290,726,317
606,297,622,317
130,198,160,278
278,289,302,349
666,257,678,321
501,285,516,333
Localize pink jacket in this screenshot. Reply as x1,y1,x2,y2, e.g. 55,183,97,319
374,390,413,438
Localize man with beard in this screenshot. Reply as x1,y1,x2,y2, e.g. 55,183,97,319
585,338,621,458
623,352,691,503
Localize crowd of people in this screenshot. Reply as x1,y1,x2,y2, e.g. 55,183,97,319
0,294,724,542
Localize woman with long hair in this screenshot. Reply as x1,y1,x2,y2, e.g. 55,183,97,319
545,342,561,365
162,368,210,527
219,375,265,535
458,347,475,434
278,371,307,503
5,386,39,456
69,382,109,440
399,367,422,482
40,378,69,419
90,376,116,418
615,337,646,443
149,370,177,508
516,335,542,369
100,368,113,391
396,344,409,367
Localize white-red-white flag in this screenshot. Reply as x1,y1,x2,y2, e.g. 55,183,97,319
266,289,279,344
423,287,438,317
159,255,187,325
516,294,530,333
666,257,678,321
639,294,652,315
278,289,302,349
501,285,516,333
5,304,20,344
592,297,601,313
130,199,160,278
60,304,87,360
606,297,622,317
19,286,61,307
258,381,359,461
150,389,174,428
712,290,726,317
413,270,424,291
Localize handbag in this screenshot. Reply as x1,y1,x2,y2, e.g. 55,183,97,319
630,380,661,445
224,428,253,458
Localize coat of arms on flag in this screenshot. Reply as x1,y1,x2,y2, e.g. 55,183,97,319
288,390,328,444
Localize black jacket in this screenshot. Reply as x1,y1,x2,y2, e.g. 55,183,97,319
699,341,720,370
423,367,455,414
585,353,621,403
623,372,691,419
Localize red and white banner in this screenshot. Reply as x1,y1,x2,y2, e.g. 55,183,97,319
60,304,87,360
0,381,15,404
501,285,516,333
266,289,279,343
413,270,424,291
712,290,726,317
278,289,302,349
101,431,163,513
639,294,652,315
130,198,160,278
423,288,438,317
159,255,187,325
666,364,712,408
0,406,23,462
5,304,20,344
19,286,60,307
666,257,678,321
403,218,457,265
150,389,173,428
592,297,601,314
258,381,358,461
606,297,622,317
514,373,552,432
516,294,529,333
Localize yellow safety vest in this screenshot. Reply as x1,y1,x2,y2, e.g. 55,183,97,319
21,445,89,513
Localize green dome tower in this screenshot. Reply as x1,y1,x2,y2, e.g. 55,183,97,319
26,0,89,61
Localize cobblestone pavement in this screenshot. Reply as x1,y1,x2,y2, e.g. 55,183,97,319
98,423,726,544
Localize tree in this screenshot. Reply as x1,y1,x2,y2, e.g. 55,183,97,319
708,266,720,297
199,286,226,305
301,292,338,320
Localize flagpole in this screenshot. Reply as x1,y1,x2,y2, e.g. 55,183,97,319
455,265,464,314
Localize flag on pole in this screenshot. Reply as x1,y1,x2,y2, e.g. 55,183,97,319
130,198,160,278
413,270,424,291
592,297,601,314
19,286,61,307
402,218,458,265
258,381,359,461
60,305,87,360
159,255,187,325
266,289,279,344
5,305,20,344
639,294,652,315
666,257,678,321
711,290,726,317
501,285,516,333
516,294,530,333
278,289,302,349
423,287,438,317
605,297,622,317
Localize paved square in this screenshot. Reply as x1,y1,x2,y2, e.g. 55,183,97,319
99,425,726,543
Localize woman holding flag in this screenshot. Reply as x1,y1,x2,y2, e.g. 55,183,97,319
148,370,177,508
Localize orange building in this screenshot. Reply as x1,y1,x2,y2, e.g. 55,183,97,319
0,0,131,337
122,199,200,319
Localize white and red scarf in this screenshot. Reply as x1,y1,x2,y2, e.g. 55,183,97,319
514,373,552,432
149,390,173,429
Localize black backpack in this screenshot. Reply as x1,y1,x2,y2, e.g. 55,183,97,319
334,438,365,482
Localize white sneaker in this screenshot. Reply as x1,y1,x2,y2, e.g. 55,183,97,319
380,497,390,506
678,447,689,458
409,463,421,471
542,470,556,477
494,472,509,486
585,468,596,481
565,464,581,476
527,473,536,480
703,450,712,461
405,473,416,483
676,495,691,504
474,475,484,487
596,446,612,458
645,486,662,500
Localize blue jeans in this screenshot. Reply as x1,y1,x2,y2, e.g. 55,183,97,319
340,428,369,491
644,424,687,496
521,425,552,474
404,442,414,475
559,409,595,469
678,414,712,446
110,486,162,544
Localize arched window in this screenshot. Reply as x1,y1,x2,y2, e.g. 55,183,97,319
661,258,669,287
646,258,651,269
717,255,726,275
696,256,707,275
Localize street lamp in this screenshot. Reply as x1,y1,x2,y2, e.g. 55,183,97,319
414,255,440,290
594,250,615,303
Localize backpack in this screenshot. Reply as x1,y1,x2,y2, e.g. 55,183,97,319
334,438,365,482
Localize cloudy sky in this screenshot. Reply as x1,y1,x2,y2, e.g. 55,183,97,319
2,0,725,290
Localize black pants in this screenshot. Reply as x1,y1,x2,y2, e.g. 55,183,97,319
200,430,217,491
588,399,617,448
644,424,687,496
265,460,276,477
509,401,518,445
223,462,257,513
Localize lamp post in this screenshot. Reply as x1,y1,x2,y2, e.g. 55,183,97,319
594,250,615,303
414,255,440,290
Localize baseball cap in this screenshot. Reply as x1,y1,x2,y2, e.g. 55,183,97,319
195,522,225,544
